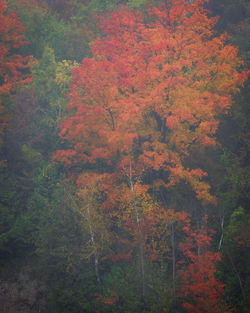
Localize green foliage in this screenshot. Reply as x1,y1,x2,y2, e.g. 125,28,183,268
27,163,99,313
101,263,143,313
127,0,160,9
9,1,71,60
218,207,250,312
99,260,172,313
28,47,73,154
21,144,43,166
87,0,122,12
226,207,247,238
31,46,58,105
0,167,35,260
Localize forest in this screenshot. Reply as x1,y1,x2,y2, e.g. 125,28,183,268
0,0,249,312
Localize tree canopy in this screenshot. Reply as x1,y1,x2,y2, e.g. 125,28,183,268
0,1,249,313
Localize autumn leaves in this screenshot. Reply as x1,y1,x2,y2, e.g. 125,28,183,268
55,1,245,200
53,0,247,310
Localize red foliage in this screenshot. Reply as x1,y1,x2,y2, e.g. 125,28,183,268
53,1,247,205
52,1,247,271
0,0,31,146
178,219,234,313
110,252,131,262
95,291,119,306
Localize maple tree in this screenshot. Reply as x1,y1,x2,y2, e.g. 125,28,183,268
54,0,246,202
53,0,247,299
0,0,31,148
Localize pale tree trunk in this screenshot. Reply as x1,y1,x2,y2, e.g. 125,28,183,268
171,222,176,304
128,161,145,298
86,204,100,284
63,182,101,283
218,215,224,251
197,221,201,264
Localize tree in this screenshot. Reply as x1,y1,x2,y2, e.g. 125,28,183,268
26,163,99,313
55,1,246,201
54,0,247,300
0,0,33,259
0,0,31,149
9,0,71,60
77,174,112,284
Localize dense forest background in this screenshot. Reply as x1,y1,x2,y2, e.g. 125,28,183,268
0,1,249,313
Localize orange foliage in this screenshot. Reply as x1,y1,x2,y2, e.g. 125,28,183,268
54,1,247,204
53,1,248,265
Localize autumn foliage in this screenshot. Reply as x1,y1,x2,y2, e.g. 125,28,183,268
178,220,233,313
54,0,246,203
0,0,249,312
51,0,247,310
0,0,31,146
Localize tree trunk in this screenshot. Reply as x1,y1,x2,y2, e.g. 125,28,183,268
62,182,100,283
228,253,245,300
87,204,100,284
129,161,145,298
171,222,176,304
218,215,224,251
